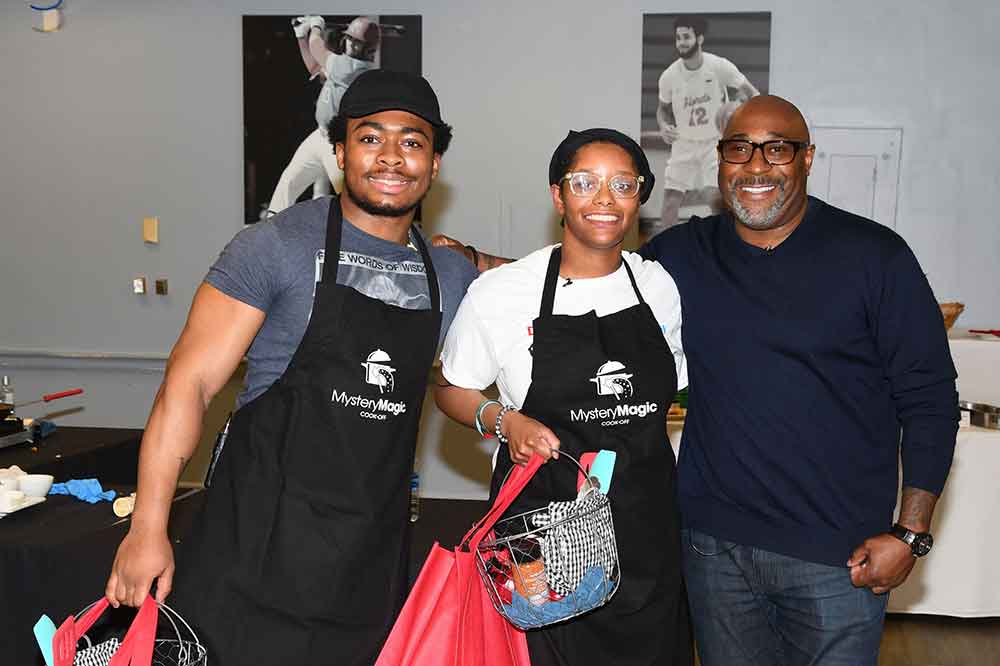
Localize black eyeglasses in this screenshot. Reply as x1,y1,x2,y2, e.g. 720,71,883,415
717,139,811,166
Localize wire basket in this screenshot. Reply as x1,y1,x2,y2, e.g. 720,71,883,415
474,452,620,630
73,601,206,666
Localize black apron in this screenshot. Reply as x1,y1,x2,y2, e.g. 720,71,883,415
172,198,442,665
490,247,691,666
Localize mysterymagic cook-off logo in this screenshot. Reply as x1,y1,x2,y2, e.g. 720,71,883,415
330,349,408,421
571,360,658,427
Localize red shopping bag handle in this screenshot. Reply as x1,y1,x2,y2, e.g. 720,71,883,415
68,596,158,666
462,454,545,552
109,595,158,666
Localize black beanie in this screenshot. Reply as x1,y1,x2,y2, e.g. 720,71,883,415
548,128,655,204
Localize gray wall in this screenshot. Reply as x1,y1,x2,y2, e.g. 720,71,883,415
1,0,997,498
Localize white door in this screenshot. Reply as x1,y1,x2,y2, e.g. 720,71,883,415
807,127,902,228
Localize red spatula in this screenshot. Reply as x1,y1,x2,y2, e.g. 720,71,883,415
52,597,108,666
51,615,76,666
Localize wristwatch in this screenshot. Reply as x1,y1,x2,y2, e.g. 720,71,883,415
890,523,933,557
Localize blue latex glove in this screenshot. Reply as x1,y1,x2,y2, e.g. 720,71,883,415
48,478,116,504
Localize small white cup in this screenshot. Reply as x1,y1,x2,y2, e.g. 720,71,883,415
0,490,25,512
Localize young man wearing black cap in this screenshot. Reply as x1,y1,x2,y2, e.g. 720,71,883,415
104,70,477,665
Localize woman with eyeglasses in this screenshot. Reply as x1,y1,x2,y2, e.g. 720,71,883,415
435,128,691,665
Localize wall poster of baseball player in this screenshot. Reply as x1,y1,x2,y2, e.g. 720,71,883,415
242,14,422,224
639,12,771,241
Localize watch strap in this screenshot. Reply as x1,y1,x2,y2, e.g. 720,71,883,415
891,523,932,556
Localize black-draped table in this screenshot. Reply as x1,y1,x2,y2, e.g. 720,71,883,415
0,427,142,484
0,486,204,666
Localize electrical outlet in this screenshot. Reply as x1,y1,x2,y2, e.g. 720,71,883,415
132,277,147,294
143,217,159,244
155,279,169,295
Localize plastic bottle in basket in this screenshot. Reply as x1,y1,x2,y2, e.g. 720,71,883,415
512,538,549,605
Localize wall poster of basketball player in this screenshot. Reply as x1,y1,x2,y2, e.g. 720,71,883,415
639,12,771,241
242,14,422,223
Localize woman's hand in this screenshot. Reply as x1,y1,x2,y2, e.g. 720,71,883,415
501,411,560,465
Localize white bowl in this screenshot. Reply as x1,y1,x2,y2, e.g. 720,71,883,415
19,474,54,497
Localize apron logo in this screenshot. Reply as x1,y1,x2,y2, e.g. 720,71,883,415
589,360,634,400
329,349,407,421
572,361,657,427
361,349,396,394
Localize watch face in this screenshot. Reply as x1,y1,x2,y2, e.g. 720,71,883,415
913,533,933,557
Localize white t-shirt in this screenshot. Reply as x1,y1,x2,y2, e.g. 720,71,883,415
440,246,686,409
657,51,748,142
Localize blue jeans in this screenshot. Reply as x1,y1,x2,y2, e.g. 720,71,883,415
682,528,887,666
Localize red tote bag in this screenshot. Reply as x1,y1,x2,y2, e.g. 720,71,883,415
376,456,543,666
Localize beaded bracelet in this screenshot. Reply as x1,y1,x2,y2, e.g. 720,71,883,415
495,405,516,445
474,399,501,439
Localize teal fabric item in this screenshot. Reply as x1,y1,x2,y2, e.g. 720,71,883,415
48,478,116,503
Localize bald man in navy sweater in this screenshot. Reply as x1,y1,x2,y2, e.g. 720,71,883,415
640,96,957,665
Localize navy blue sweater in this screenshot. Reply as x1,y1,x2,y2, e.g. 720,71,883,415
641,197,958,566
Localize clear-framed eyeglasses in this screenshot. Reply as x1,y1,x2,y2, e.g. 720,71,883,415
561,172,645,199
717,139,811,166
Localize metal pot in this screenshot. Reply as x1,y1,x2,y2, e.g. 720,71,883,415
959,401,1000,429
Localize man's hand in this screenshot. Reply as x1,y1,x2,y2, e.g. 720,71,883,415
292,16,309,39
847,533,916,594
660,124,680,145
502,411,560,465
431,234,475,263
106,526,175,608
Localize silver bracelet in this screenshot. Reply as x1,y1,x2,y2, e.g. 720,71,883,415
495,405,515,445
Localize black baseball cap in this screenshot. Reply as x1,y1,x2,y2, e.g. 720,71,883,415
339,69,447,128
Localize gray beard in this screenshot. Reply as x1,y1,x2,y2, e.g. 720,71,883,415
726,180,787,230
344,179,425,218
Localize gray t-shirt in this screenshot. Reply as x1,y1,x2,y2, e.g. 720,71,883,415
206,197,478,408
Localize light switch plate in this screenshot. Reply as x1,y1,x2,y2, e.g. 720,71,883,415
143,217,159,244
133,277,147,294
155,279,169,295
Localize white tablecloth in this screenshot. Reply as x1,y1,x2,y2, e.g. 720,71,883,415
949,330,1000,406
668,421,1000,617
888,426,1000,617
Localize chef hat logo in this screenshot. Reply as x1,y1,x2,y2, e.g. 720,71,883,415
588,360,634,401
362,349,397,393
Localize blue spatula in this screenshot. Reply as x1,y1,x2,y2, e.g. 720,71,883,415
33,614,56,666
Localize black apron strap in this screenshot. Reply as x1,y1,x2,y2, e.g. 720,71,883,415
540,246,562,317
410,227,441,313
621,258,646,306
321,197,441,313
540,245,644,315
322,196,344,285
